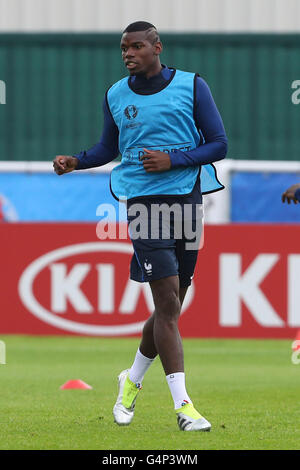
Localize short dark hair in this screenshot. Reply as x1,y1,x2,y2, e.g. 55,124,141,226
123,21,157,33
123,21,160,45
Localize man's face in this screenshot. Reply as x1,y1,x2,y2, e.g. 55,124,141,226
120,31,162,76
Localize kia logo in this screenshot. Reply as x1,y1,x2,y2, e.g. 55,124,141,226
18,242,194,336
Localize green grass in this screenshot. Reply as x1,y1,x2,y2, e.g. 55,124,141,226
0,336,299,450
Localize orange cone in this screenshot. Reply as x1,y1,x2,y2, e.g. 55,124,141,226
60,379,92,390
292,330,300,351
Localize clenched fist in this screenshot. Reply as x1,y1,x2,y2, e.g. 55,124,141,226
282,183,300,204
140,148,171,172
53,155,78,175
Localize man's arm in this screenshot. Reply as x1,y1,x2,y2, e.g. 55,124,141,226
74,95,119,170
169,76,228,168
53,96,119,175
140,77,227,173
282,183,300,204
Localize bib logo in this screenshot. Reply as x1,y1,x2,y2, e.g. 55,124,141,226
124,105,138,120
18,242,194,336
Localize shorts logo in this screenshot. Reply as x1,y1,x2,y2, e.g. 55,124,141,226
144,261,152,276
124,105,138,120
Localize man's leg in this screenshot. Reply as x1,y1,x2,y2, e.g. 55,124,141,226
139,312,157,359
138,277,210,431
113,278,187,422
148,275,182,374
148,277,192,411
127,283,187,385
113,274,211,430
139,285,188,360
131,276,189,401
125,276,188,404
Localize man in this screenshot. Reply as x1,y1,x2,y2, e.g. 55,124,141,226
282,183,300,204
53,21,227,432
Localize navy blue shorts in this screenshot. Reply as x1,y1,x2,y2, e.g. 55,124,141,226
127,197,203,288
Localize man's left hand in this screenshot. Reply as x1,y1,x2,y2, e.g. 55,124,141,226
140,148,171,172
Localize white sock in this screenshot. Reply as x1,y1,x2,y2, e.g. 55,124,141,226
166,372,192,410
129,348,155,384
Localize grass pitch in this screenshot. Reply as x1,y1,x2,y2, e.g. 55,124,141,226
0,335,299,450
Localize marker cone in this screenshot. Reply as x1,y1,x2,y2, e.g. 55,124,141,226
60,379,92,390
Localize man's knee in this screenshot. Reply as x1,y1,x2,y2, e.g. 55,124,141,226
150,277,181,320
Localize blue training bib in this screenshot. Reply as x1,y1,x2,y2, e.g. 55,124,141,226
107,69,223,200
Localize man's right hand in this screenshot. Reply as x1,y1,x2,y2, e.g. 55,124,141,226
53,155,78,175
282,183,300,204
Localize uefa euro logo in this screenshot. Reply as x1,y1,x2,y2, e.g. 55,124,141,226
124,105,138,120
0,341,6,364
0,80,6,105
